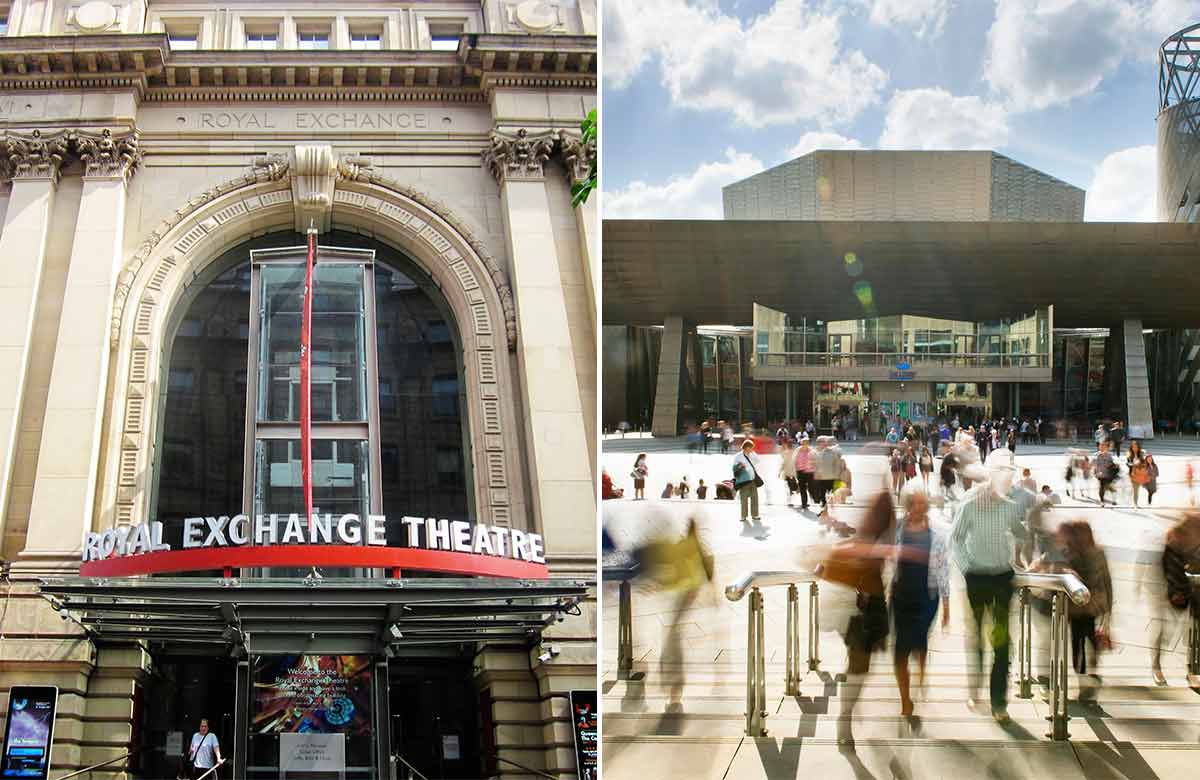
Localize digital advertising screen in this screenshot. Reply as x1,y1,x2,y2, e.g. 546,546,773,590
252,656,372,736
0,686,58,780
568,690,597,780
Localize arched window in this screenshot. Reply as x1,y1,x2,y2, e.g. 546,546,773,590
153,231,472,565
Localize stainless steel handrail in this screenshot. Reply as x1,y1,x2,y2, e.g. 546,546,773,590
54,752,135,780
1013,570,1091,740
393,753,431,780
726,569,821,736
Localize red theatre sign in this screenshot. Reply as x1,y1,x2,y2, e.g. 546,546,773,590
80,514,549,579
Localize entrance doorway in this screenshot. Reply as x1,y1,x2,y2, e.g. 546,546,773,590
139,656,237,780
389,654,482,779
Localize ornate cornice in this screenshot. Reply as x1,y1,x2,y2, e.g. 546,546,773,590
73,128,141,181
481,128,557,183
5,129,71,183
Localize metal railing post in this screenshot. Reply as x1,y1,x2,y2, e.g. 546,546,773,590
745,587,768,736
1017,587,1032,699
808,581,820,671
1188,574,1200,677
1047,591,1071,740
785,584,798,695
617,579,633,680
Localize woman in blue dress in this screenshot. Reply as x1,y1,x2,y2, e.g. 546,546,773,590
892,489,950,725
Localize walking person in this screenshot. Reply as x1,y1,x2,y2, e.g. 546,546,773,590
918,443,934,492
813,436,843,513
187,719,223,780
891,489,950,726
1110,421,1126,456
779,439,798,507
1127,440,1153,507
951,454,1028,722
732,439,763,524
1055,520,1113,701
631,453,648,500
721,422,734,455
700,420,711,454
1143,453,1160,505
1149,512,1200,684
795,435,815,511
1094,440,1119,507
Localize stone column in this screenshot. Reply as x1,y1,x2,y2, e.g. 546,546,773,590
0,130,68,550
560,130,598,330
482,129,595,564
22,130,140,561
652,316,687,436
1122,319,1155,439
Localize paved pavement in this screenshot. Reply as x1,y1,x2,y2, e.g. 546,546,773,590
600,439,1200,780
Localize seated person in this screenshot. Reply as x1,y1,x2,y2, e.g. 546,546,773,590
601,470,624,500
696,479,708,499
677,477,690,499
1040,485,1062,505
660,483,674,499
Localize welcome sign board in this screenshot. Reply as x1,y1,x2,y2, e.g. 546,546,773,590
80,514,548,579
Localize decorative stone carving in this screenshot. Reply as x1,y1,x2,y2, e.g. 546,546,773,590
481,128,556,183
5,130,70,182
509,0,563,32
74,128,141,181
336,155,373,183
252,153,290,183
292,145,337,232
558,129,595,186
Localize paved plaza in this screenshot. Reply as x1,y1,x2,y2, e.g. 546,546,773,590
600,437,1200,779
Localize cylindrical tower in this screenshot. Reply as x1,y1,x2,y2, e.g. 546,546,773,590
1158,23,1200,221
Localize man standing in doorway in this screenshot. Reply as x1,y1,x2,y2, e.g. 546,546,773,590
188,719,223,779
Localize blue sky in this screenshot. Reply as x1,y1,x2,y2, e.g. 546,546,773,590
602,0,1197,220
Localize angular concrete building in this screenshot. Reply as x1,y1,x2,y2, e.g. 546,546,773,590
721,150,1085,222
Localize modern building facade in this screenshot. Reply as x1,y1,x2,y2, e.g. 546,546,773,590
605,150,1170,438
0,3,597,779
721,150,1085,222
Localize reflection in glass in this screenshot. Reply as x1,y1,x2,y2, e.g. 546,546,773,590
254,439,369,520
258,264,366,422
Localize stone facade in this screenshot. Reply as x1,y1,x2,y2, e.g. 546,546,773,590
721,150,1085,222
0,2,596,777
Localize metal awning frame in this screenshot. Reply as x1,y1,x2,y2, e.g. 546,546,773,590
39,575,589,655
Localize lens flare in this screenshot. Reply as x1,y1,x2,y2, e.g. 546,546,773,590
843,251,863,277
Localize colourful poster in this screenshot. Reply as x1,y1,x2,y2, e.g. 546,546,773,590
252,655,372,735
1,687,57,780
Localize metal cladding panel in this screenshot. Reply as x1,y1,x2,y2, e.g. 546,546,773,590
1158,102,1200,221
602,219,1200,329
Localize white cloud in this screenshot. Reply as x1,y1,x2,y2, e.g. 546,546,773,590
784,131,864,159
604,148,765,219
861,0,952,38
603,0,889,127
984,0,1200,112
879,88,1010,149
1085,145,1158,221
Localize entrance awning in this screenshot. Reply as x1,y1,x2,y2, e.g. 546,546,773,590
39,576,589,654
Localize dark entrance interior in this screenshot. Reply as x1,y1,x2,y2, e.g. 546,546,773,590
139,655,237,779
389,653,482,779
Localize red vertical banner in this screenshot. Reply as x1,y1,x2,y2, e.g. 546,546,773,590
300,229,316,529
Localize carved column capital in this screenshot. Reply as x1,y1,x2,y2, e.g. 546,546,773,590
292,144,336,232
481,128,556,184
557,129,596,186
252,153,291,183
4,129,71,184
74,128,142,182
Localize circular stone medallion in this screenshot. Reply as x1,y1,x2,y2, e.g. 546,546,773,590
515,0,559,32
75,1,117,31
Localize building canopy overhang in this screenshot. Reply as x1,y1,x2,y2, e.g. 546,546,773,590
603,220,1200,329
39,576,588,655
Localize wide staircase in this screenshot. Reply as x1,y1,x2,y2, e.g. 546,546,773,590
602,569,1200,779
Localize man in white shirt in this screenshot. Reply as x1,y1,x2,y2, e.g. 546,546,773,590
188,719,223,779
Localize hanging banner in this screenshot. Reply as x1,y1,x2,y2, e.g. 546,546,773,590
0,686,58,780
299,230,316,528
568,690,597,780
79,515,548,578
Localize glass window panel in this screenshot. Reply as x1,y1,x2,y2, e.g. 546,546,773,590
298,31,329,49
350,31,382,50
254,438,369,519
258,263,366,422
